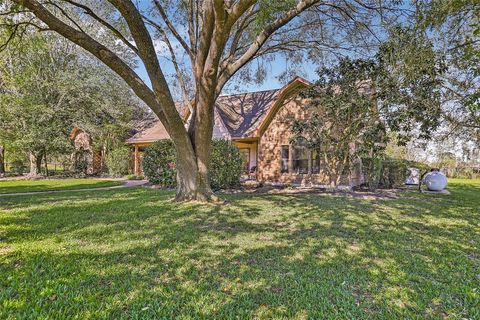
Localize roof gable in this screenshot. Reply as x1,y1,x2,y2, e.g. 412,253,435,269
256,77,311,136
127,76,311,143
215,89,279,138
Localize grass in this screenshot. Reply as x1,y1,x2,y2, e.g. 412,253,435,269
0,178,122,194
0,179,479,319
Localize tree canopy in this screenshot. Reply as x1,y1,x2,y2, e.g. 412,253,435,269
0,31,141,175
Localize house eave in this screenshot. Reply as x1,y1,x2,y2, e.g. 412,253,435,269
231,137,259,142
126,139,163,144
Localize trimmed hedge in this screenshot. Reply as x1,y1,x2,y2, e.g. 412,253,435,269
106,147,131,177
362,157,429,189
210,139,243,190
142,139,242,190
142,140,177,188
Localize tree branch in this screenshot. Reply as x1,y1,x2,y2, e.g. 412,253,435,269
0,19,50,51
216,0,320,93
106,0,186,136
152,0,193,58
11,0,168,128
46,1,86,33
186,0,196,52
60,0,139,54
143,15,194,114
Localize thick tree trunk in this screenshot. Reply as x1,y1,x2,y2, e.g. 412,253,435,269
192,91,216,201
174,145,200,201
0,146,5,176
171,70,219,202
44,152,49,176
171,122,217,202
173,137,219,202
29,152,43,177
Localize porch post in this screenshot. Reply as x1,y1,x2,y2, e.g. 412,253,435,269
255,142,259,180
134,145,139,175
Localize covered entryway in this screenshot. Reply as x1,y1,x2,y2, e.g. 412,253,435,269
233,139,258,180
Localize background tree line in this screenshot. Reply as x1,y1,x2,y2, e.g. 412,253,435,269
0,31,144,176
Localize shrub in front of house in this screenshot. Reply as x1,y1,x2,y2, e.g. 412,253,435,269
361,157,383,190
142,140,177,188
362,157,429,189
142,139,242,190
379,159,410,188
209,139,243,190
106,147,131,177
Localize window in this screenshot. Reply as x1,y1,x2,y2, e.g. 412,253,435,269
239,148,250,172
281,145,289,173
312,149,320,174
293,145,309,174
281,142,321,175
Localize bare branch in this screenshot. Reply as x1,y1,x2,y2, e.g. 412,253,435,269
0,18,50,51
143,15,194,113
46,1,86,33
219,5,257,71
0,23,21,52
152,0,193,58
227,0,257,24
186,0,196,51
61,0,139,54
106,0,186,136
216,0,320,93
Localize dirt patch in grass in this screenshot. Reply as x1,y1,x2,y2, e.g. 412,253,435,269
222,185,404,200
0,246,13,255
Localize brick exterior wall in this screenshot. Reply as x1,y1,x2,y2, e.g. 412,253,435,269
73,130,102,174
257,95,364,187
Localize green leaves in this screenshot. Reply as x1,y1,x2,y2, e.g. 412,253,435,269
142,139,243,190
142,140,177,187
377,26,445,142
294,57,384,186
0,32,138,171
294,46,448,185
209,139,243,190
105,147,131,177
253,0,296,34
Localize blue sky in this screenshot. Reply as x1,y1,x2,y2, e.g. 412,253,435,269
134,54,319,95
132,0,402,96
133,1,326,96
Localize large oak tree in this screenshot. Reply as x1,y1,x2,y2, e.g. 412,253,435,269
1,0,402,201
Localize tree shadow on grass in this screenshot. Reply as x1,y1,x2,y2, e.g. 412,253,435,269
0,186,479,319
0,180,121,194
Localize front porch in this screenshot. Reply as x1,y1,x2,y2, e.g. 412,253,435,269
233,139,258,181
131,143,152,176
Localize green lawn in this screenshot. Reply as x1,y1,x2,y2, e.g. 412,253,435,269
0,178,122,194
0,179,478,319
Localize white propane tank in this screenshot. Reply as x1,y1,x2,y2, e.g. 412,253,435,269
423,170,448,191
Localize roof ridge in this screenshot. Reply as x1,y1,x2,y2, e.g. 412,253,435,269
218,88,280,98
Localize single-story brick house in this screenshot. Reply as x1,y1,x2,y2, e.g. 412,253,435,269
127,77,365,187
